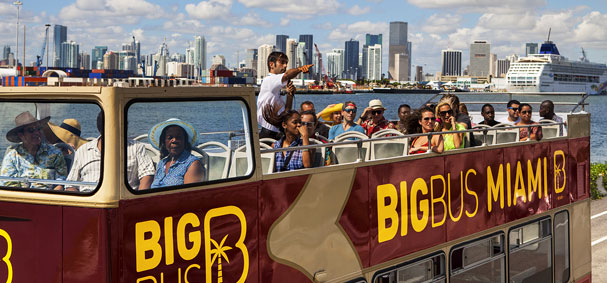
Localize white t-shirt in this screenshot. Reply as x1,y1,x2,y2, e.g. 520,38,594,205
257,73,287,132
497,116,520,125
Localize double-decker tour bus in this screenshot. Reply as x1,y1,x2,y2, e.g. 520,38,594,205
0,86,591,283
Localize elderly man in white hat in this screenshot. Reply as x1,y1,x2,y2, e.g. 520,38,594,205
357,99,395,137
0,111,67,189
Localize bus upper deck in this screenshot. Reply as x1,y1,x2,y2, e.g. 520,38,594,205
0,86,592,283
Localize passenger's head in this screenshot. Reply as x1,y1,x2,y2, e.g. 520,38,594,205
519,103,533,123
6,111,50,147
300,101,315,113
459,103,469,116
419,107,436,133
300,110,317,137
440,94,461,114
506,99,521,119
398,104,411,121
539,100,554,118
267,51,289,74
342,101,357,124
97,111,104,134
149,118,197,159
331,110,342,125
47,118,88,150
368,99,386,123
435,101,453,130
280,110,302,137
481,104,495,123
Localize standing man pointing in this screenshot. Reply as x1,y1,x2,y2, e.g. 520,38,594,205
257,51,313,139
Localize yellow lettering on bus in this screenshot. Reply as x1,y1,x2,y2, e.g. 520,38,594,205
176,213,201,261
400,181,408,236
487,164,504,212
135,220,162,273
136,276,158,283
164,217,175,265
411,178,429,233
513,161,526,205
527,158,543,201
507,163,512,207
0,229,13,283
184,264,200,283
543,157,548,195
430,175,447,228
465,169,479,218
377,184,399,243
554,150,566,193
447,173,464,222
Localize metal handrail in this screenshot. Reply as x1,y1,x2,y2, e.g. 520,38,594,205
260,121,566,154
0,176,97,187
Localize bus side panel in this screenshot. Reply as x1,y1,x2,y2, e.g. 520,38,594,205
0,201,62,283
339,167,370,268
569,137,590,201
369,156,446,266
62,206,111,283
119,183,260,283
259,175,312,283
445,148,504,241
550,140,571,207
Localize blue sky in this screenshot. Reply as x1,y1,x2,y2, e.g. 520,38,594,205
0,0,606,75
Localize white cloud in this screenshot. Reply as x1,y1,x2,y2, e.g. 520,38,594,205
185,0,233,20
421,13,463,34
237,0,340,16
328,21,389,44
348,5,371,16
408,0,546,13
236,12,271,27
571,11,607,48
280,17,290,26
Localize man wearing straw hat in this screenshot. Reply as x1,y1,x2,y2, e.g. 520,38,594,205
358,99,395,137
0,111,67,189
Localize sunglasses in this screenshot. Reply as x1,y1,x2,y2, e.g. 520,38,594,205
439,109,453,116
508,107,520,112
24,127,41,134
343,108,357,113
301,121,315,127
422,117,436,121
372,110,383,115
520,110,532,115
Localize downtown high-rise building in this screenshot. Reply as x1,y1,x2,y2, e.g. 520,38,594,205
285,39,297,70
366,34,382,46
367,44,382,81
469,40,491,76
53,25,67,67
441,49,462,76
327,49,344,78
79,52,90,69
3,46,10,61
245,48,257,70
257,44,275,80
496,59,510,77
344,39,360,80
212,55,226,66
60,41,79,68
276,35,289,53
194,36,207,78
525,43,538,56
389,21,411,81
103,51,119,70
91,46,107,69
298,34,313,65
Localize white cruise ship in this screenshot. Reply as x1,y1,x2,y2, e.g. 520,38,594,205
506,41,607,93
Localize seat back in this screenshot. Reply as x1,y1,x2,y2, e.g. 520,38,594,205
370,129,408,160
197,141,231,180
332,131,370,164
538,119,560,138
308,138,326,167
191,147,210,181
471,126,496,145
495,128,519,144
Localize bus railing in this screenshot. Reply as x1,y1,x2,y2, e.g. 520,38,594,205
0,176,97,189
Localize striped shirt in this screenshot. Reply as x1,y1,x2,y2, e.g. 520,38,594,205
67,138,155,192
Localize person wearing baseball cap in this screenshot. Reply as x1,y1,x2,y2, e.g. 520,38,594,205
357,99,395,137
0,111,67,189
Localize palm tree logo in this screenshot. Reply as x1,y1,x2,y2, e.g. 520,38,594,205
209,234,232,283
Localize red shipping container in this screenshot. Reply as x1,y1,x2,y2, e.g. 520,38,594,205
92,69,105,73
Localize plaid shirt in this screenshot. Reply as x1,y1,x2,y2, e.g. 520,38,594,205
361,118,395,137
273,137,304,172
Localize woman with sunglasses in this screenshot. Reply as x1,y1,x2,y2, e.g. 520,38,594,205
515,103,543,141
263,106,312,172
435,101,466,151
409,107,444,154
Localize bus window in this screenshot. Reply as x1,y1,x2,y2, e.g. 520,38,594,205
0,102,102,193
509,218,553,283
450,234,505,283
554,211,570,283
374,254,445,283
126,99,253,192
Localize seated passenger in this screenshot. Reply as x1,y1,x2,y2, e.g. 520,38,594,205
409,107,444,154
300,110,326,143
516,103,543,141
539,100,565,135
396,104,411,134
45,118,89,171
358,99,395,137
435,101,466,151
498,99,521,125
61,112,155,192
479,104,499,126
319,103,343,126
300,101,329,139
328,101,366,140
263,106,312,172
0,111,67,189
149,118,204,188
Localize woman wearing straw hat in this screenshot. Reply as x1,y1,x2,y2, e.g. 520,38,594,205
0,111,67,189
148,118,204,188
45,118,90,171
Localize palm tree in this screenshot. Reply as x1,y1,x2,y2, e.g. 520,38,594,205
209,235,232,283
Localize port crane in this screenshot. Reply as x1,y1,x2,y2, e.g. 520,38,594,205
35,24,51,67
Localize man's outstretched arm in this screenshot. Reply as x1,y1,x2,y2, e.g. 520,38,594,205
282,64,313,83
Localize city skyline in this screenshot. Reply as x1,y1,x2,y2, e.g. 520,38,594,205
0,0,605,75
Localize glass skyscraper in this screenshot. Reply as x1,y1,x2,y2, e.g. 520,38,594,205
53,25,67,67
